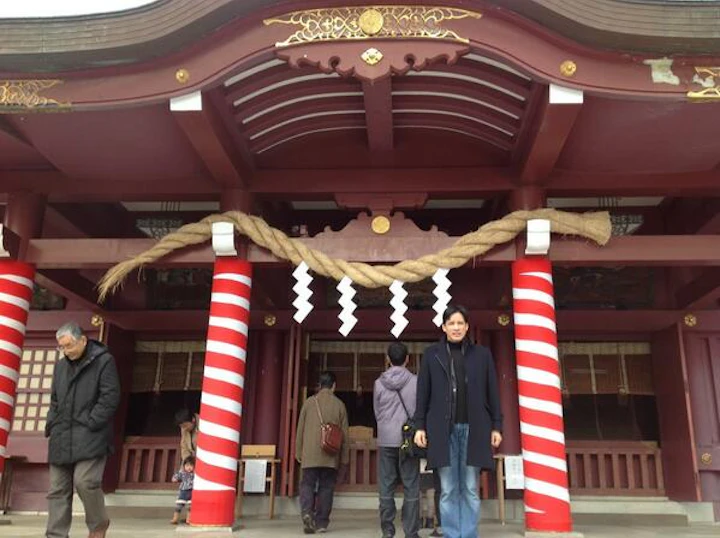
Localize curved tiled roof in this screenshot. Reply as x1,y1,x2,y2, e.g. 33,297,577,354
1,0,720,73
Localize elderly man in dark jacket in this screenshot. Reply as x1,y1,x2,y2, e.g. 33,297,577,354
414,305,503,538
45,322,120,538
373,342,420,538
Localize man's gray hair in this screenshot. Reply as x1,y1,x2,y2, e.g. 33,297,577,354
56,322,84,341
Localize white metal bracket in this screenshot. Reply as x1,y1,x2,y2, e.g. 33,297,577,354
211,222,237,257
525,218,551,256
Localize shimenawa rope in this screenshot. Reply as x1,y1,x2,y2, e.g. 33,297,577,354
97,208,611,302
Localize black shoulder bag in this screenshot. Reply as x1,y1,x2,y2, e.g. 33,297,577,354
395,390,427,460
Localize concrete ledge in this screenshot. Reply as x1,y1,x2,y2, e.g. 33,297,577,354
525,531,585,538
175,520,242,535
681,502,716,524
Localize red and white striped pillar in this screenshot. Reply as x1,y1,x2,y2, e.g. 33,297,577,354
512,257,572,533
0,261,35,482
191,255,252,527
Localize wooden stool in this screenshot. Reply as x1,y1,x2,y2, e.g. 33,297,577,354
234,445,281,519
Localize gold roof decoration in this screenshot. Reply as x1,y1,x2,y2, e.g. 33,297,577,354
264,6,481,47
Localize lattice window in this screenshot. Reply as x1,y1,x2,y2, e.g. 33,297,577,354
358,353,385,392
131,341,205,393
13,349,56,433
308,341,432,390
559,342,653,395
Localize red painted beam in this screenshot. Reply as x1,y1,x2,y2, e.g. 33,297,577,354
250,167,515,195
362,78,393,152
32,308,708,334
22,235,720,270
240,95,364,139
173,94,250,189
0,170,219,202
662,198,720,234
675,268,720,310
35,270,106,315
234,79,363,125
548,170,720,196
6,168,720,200
249,115,366,153
519,86,582,184
548,235,720,266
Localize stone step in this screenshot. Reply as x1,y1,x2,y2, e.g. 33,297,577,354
96,491,716,526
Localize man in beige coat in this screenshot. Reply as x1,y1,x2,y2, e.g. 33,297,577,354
296,371,350,534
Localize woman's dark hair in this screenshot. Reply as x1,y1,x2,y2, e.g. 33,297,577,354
183,456,196,466
442,304,469,325
318,371,336,389
174,409,195,426
387,342,408,366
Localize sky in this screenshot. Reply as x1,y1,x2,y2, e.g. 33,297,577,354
0,0,158,18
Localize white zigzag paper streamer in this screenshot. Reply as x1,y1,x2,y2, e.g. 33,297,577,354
292,261,313,323
337,276,358,337
432,268,452,327
389,280,409,338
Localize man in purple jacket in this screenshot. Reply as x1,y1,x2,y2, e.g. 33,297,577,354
373,342,420,538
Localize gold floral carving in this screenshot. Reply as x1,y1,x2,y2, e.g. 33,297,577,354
701,452,712,465
264,6,482,47
687,67,720,101
497,314,511,327
361,47,384,66
0,80,69,110
684,313,698,327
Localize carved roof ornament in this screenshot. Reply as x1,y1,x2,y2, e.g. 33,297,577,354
264,6,481,47
687,67,720,101
0,79,70,111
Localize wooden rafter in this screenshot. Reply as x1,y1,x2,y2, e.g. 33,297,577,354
676,268,720,310
362,78,393,152
173,92,251,189
518,85,582,184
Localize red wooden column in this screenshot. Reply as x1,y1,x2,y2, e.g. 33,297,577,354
0,192,43,485
0,262,35,482
252,331,284,446
191,191,253,527
191,256,252,527
492,330,521,454
512,258,572,533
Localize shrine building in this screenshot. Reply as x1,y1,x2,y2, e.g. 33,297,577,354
1,0,720,531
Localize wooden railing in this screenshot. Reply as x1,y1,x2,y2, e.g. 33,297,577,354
566,441,664,496
338,441,377,492
118,437,180,489
116,437,664,497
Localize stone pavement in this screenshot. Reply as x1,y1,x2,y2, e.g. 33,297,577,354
2,511,718,538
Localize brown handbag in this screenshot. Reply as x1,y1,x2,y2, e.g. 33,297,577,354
314,396,343,455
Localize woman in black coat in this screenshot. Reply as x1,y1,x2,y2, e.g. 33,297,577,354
414,305,503,538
